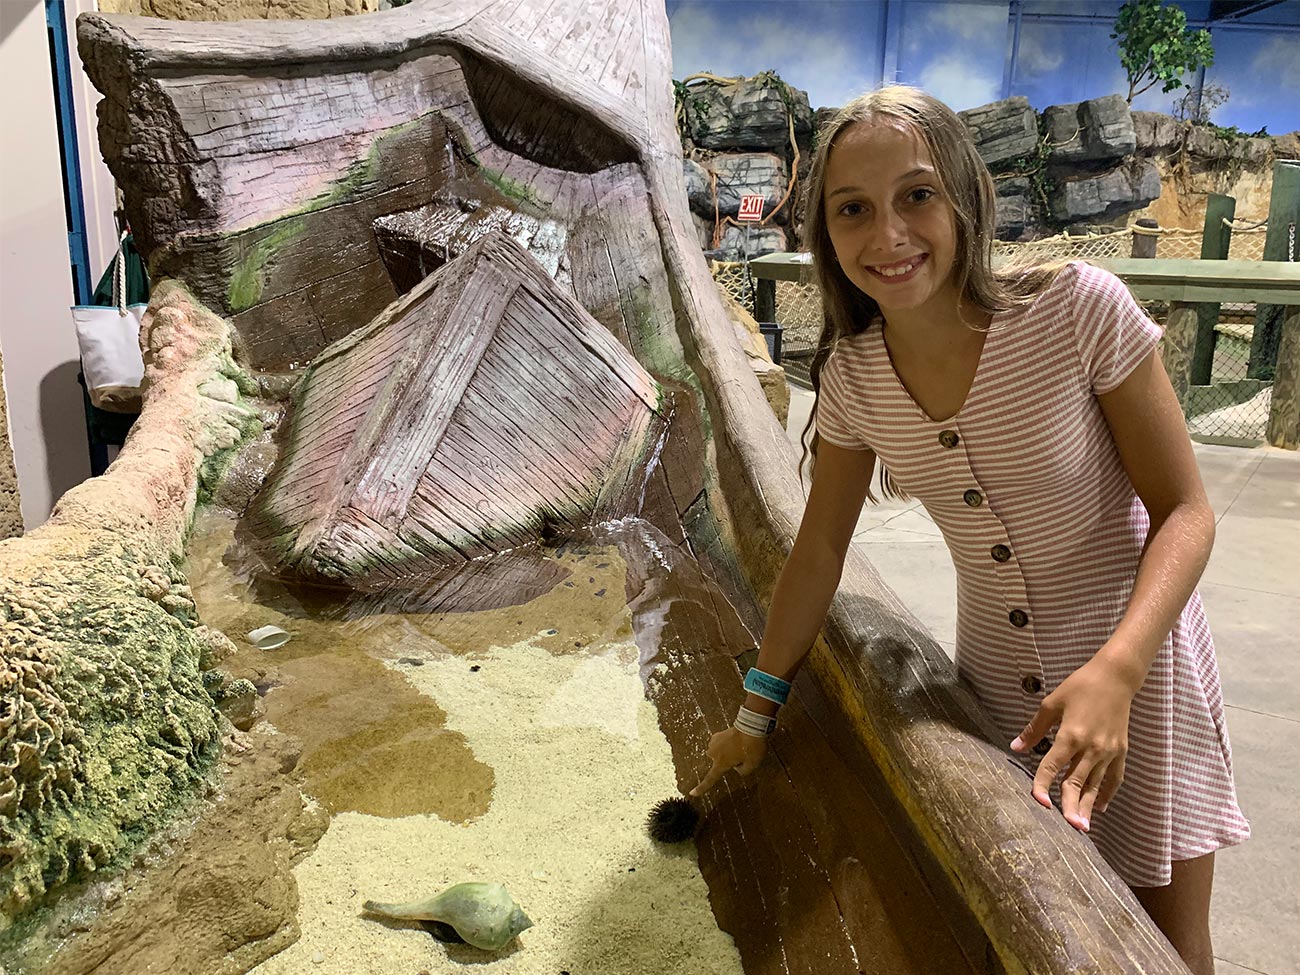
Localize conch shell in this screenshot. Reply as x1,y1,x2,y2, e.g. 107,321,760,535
362,882,533,951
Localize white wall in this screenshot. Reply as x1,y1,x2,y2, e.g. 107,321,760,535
0,0,117,529
71,0,118,278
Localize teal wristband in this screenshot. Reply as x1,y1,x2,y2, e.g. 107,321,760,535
743,667,791,706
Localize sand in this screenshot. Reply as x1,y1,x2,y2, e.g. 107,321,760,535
250,634,745,975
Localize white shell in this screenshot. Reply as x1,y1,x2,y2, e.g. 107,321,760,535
246,625,291,650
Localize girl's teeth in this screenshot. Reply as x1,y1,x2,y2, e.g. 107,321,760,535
878,261,917,277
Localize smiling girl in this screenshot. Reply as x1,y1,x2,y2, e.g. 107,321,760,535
690,86,1248,974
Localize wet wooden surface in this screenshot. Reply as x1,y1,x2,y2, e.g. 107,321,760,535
635,558,990,975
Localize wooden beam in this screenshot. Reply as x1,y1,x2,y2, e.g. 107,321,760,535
1267,305,1300,448
1192,194,1235,386
1250,161,1300,379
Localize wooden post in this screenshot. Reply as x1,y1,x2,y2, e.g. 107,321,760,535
755,277,777,324
1192,194,1235,385
1162,302,1199,411
1267,304,1300,449
1250,160,1300,379
1131,218,1158,258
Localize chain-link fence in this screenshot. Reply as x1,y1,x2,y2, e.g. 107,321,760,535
709,226,1289,441
1182,300,1270,443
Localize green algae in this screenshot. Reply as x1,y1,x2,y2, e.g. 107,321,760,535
227,219,306,314
0,288,265,941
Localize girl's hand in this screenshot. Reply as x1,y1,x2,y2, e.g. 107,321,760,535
1011,657,1137,832
689,728,768,797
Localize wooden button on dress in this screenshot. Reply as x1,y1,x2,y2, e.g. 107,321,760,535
991,543,1012,562
1009,609,1029,627
963,489,983,507
939,430,960,448
1020,674,1043,694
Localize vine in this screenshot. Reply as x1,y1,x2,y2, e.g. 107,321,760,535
1170,120,1273,195
671,71,804,248
993,123,1069,215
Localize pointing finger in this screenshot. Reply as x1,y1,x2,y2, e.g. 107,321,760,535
689,759,726,797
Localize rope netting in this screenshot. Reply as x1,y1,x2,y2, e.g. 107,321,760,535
713,225,1271,322
989,223,1270,262
992,229,1136,262
1226,226,1269,261
709,260,824,347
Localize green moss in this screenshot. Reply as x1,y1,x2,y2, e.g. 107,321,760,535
218,350,261,399
446,132,546,210
0,581,223,947
296,114,429,218
225,114,435,314
481,167,544,207
227,219,306,313
196,411,264,508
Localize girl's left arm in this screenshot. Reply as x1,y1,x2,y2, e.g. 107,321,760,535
1013,348,1215,832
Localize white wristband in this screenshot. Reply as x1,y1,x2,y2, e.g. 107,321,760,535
733,705,777,738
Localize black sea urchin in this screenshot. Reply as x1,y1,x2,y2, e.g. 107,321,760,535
646,796,700,843
421,920,467,944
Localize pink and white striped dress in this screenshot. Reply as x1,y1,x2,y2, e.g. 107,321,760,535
815,261,1250,887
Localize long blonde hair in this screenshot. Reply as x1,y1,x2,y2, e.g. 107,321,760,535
799,85,1066,499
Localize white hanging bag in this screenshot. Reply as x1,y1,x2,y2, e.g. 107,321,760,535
72,230,147,413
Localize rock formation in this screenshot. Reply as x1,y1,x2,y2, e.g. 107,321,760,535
0,282,262,929
679,78,1298,250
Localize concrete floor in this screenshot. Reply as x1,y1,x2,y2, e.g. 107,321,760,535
784,384,1298,975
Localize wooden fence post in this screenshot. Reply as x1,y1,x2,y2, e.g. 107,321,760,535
1162,302,1200,411
1131,218,1158,258
755,278,777,324
1267,304,1300,449
1250,160,1300,379
1192,194,1235,385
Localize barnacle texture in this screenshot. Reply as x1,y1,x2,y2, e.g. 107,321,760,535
0,281,262,927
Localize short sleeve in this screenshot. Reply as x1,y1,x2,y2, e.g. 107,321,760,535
815,348,871,450
1069,262,1163,395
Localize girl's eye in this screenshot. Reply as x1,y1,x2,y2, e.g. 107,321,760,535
909,187,935,204
837,201,864,217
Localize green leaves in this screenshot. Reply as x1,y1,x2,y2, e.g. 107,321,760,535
1112,0,1215,104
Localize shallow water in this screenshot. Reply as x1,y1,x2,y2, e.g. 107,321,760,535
188,515,640,821
183,509,751,974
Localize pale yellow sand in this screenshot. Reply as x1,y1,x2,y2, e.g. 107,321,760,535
252,634,744,975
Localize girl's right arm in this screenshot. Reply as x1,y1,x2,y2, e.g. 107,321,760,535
690,440,877,796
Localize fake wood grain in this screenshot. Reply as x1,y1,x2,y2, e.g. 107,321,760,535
258,232,669,577
1267,306,1300,448
351,264,514,523
650,652,980,975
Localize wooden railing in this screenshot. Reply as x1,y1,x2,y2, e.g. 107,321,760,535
748,253,1300,449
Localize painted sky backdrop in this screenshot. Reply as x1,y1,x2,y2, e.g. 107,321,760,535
665,0,1300,134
